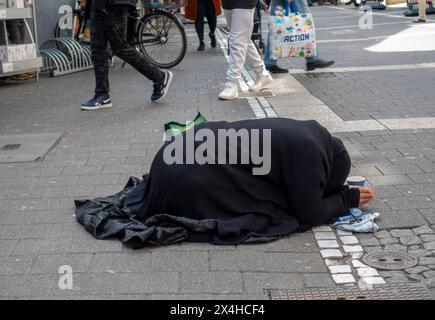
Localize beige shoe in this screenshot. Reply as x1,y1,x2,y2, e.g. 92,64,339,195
413,18,426,23
249,71,273,93
219,82,239,100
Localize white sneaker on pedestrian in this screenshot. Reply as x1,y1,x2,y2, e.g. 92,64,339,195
218,82,239,100
249,72,273,93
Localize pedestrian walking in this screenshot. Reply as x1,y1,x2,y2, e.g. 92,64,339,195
414,0,427,23
185,0,222,51
82,0,174,111
263,0,335,73
219,0,274,100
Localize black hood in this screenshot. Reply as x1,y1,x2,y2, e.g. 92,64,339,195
325,137,351,195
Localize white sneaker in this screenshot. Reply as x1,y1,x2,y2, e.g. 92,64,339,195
218,82,239,100
249,72,273,93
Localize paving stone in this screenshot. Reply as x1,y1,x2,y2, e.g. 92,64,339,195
408,249,432,257
328,265,352,274
340,236,359,245
243,272,303,294
380,271,407,278
390,229,414,238
89,252,153,273
32,254,93,274
332,274,355,284
405,266,430,274
365,246,384,253
423,278,435,289
320,249,343,259
419,257,435,265
351,252,364,259
181,272,244,294
377,210,428,229
386,276,410,284
357,267,379,277
359,277,386,285
413,225,434,236
317,240,340,249
420,235,435,242
342,245,363,253
374,230,391,239
399,235,422,246
0,256,34,276
312,226,332,232
115,272,179,294
324,259,340,267
359,237,380,247
409,245,421,250
258,232,318,253
50,272,118,297
380,237,399,245
336,230,353,236
263,253,327,273
151,251,208,272
314,232,336,240
209,251,266,272
302,273,336,288
383,244,408,252
408,274,424,281
423,242,435,251
0,240,17,256
352,260,368,268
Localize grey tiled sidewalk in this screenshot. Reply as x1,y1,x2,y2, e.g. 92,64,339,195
2,5,435,299
0,26,332,300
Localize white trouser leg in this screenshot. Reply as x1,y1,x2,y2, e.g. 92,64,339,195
224,9,265,83
418,0,427,19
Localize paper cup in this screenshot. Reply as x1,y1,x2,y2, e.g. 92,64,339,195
346,176,366,188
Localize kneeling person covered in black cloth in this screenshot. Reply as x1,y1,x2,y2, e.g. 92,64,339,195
75,118,374,248
82,0,173,111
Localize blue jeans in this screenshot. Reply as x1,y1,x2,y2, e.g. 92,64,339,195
264,0,320,65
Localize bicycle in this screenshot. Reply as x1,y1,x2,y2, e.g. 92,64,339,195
130,1,188,69
55,1,187,69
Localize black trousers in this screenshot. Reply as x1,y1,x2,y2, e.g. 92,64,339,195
91,5,163,95
6,20,25,44
194,0,217,42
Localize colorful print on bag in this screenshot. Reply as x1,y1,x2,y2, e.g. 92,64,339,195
269,12,317,60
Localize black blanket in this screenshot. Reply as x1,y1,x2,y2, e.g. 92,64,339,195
75,118,359,248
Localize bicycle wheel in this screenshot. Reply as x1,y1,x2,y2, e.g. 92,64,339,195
137,10,187,69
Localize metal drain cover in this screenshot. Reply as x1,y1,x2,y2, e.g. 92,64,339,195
362,252,418,270
265,283,432,300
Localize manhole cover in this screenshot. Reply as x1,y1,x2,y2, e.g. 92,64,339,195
265,283,432,300
362,252,418,270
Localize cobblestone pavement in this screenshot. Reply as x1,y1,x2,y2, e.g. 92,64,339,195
265,4,435,297
1,4,435,299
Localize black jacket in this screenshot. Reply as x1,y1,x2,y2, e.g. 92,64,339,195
221,0,257,10
75,118,360,248
90,0,137,11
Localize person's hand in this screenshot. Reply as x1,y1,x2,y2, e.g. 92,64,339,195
357,187,374,207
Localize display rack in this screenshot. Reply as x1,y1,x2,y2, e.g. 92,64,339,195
0,0,43,80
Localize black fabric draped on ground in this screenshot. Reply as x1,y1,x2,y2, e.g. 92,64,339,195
75,118,359,248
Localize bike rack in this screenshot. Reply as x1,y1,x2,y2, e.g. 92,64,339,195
39,38,93,77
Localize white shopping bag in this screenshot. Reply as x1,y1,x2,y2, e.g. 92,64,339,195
269,12,317,60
